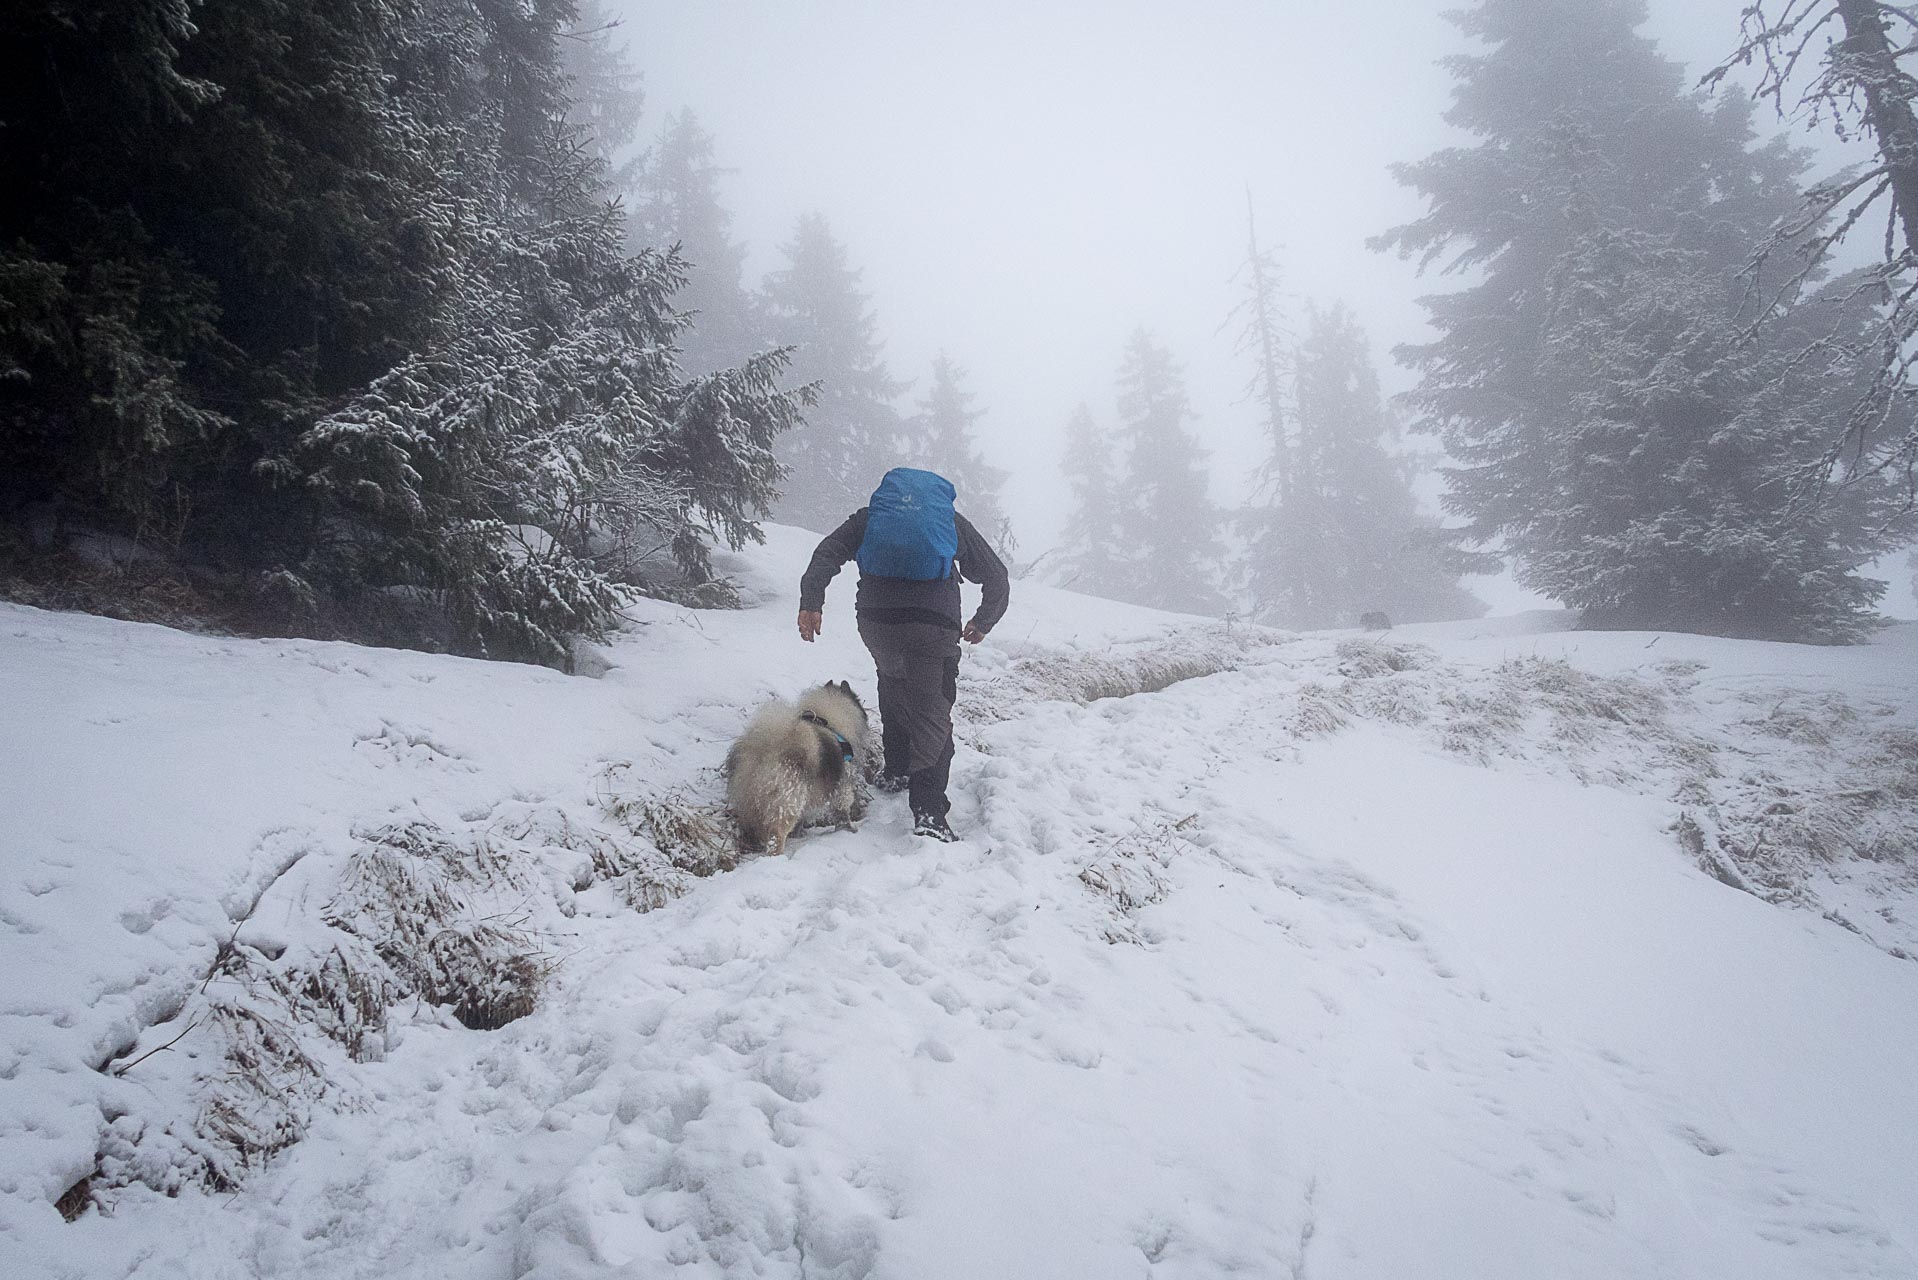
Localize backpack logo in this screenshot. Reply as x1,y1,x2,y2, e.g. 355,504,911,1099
857,468,958,581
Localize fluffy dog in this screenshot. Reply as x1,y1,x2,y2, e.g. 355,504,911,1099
725,681,872,856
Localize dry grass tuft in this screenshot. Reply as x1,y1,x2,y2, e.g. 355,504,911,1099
290,942,395,1062
326,822,550,1032
1247,636,1912,955
619,790,741,878
54,1175,93,1222
1347,678,1431,726
193,993,331,1190
1289,681,1354,738
1079,814,1199,945
962,625,1283,725
92,815,558,1203
590,770,745,907
94,941,344,1199
1334,637,1431,679
1698,720,1918,886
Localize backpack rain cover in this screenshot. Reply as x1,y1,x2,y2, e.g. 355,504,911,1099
857,468,959,580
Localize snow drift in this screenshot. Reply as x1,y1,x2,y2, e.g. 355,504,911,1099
3,525,1915,1279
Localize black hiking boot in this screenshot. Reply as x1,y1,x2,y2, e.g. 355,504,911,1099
874,772,910,794
912,811,959,842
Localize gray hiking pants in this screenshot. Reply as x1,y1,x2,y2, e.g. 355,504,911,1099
857,617,960,817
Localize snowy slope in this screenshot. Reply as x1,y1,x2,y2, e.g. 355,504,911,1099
3,525,1916,1279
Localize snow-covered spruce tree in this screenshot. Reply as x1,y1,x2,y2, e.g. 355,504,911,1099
1054,406,1126,597
0,0,435,554
0,0,799,663
1376,0,1908,642
909,354,1010,542
274,0,801,664
560,0,645,187
1111,331,1227,616
1242,304,1487,629
760,212,907,529
560,0,648,206
626,110,764,376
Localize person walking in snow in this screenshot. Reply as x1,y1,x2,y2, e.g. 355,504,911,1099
797,468,1010,841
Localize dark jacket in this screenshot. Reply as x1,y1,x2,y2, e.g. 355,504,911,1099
799,508,1011,634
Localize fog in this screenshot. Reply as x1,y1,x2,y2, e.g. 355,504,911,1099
12,0,1911,668
614,0,1767,560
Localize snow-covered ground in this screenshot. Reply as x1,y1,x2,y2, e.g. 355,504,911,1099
3,525,1915,1279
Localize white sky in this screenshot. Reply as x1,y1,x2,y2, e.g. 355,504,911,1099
611,0,1868,584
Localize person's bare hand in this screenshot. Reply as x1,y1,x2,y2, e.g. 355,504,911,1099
798,610,823,642
962,623,986,644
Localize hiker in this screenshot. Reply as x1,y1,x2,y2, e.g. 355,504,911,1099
797,468,1010,841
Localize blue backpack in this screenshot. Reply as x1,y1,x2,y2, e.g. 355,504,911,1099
857,468,958,580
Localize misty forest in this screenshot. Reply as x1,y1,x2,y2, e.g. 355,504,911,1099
7,3,1918,1277
6,0,1917,659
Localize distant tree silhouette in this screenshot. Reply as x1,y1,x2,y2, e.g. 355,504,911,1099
1111,331,1226,616
760,213,905,529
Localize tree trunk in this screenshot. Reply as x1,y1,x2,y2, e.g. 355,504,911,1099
1244,195,1291,504
1836,0,1918,260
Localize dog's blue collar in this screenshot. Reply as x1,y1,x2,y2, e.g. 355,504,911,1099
800,709,856,763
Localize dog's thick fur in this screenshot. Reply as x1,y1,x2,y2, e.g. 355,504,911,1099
725,681,872,856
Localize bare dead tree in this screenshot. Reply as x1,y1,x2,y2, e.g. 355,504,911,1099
1225,191,1296,506
1706,2,1918,501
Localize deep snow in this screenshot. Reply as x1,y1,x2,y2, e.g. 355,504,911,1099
3,525,1915,1279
